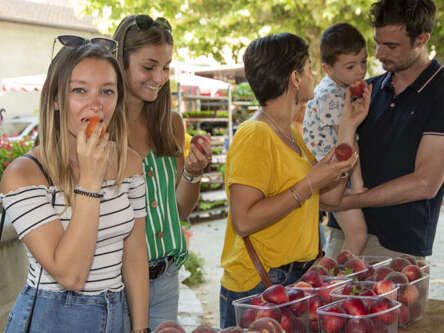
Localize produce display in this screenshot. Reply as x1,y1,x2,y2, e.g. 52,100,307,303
317,296,402,333
153,254,430,333
233,284,311,332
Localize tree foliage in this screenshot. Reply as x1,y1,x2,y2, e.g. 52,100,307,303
79,0,443,78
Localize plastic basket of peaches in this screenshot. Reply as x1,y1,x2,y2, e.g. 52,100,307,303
365,254,430,328
317,296,402,333
233,284,312,332
309,250,429,329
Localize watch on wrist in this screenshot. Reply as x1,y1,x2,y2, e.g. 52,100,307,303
182,168,202,183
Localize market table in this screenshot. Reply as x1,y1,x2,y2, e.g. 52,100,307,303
399,299,444,332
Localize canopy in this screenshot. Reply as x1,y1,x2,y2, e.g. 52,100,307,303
174,73,230,96
1,73,229,96
0,74,46,93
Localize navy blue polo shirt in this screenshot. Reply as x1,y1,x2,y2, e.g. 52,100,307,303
328,60,444,256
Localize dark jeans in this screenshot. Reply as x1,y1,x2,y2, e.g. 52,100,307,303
219,266,307,328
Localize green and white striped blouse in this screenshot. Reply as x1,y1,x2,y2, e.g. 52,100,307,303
142,152,188,268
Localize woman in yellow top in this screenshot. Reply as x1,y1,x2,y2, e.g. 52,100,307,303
220,33,371,328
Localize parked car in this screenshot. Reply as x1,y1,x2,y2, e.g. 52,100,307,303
0,116,38,142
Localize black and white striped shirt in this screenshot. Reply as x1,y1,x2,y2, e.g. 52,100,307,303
1,174,147,295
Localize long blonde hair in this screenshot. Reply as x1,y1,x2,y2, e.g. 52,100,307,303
113,15,180,156
39,43,128,207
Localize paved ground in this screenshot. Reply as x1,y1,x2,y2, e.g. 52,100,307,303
179,209,444,329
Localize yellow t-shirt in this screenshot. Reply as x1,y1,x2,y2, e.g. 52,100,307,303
220,120,320,292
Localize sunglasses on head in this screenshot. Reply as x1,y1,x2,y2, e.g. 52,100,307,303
51,35,118,59
135,15,172,32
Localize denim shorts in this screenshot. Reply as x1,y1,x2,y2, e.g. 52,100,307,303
5,285,131,333
149,261,179,331
219,266,307,328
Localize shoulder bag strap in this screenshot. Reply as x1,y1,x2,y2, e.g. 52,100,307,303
19,154,54,333
243,236,273,288
243,215,324,289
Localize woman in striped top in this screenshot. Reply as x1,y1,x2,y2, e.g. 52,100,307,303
113,15,212,329
1,40,149,332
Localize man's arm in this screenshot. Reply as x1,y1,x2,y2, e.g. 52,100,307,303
328,134,444,210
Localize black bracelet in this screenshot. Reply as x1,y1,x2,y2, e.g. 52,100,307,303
73,186,104,199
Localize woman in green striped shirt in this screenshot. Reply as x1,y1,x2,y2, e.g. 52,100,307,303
113,15,212,331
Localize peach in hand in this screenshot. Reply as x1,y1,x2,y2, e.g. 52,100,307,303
86,116,106,138
191,134,210,154
335,143,353,161
349,80,366,98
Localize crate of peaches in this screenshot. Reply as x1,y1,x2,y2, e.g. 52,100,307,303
317,296,402,333
233,284,312,332
366,254,429,328
287,274,350,332
307,251,393,281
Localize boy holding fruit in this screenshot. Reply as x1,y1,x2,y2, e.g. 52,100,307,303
303,23,369,256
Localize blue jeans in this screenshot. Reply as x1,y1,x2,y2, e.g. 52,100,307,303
219,267,306,328
6,286,130,333
149,261,179,330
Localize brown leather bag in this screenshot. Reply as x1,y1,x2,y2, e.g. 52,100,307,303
243,228,324,288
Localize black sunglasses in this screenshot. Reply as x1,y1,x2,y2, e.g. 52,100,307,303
135,15,172,32
51,35,118,59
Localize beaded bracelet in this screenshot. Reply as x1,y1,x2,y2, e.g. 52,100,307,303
73,186,104,199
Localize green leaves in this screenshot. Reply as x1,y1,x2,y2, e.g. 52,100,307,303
79,0,444,76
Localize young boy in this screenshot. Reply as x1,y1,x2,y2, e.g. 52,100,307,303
303,23,368,255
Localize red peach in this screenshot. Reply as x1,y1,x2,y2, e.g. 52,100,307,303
401,264,423,282
249,318,282,333
321,306,346,333
190,134,210,154
384,271,409,285
256,303,282,322
399,285,419,305
301,270,322,288
262,284,289,305
345,317,374,333
239,308,258,328
373,280,397,297
287,289,307,317
343,297,368,316
373,266,394,281
192,327,218,333
335,143,354,161
349,80,366,98
398,304,410,325
370,297,396,325
154,321,185,333
390,257,411,272
336,250,354,265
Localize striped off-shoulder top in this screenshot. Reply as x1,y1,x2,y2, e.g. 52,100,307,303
0,174,147,295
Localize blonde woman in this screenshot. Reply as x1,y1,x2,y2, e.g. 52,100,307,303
1,37,149,332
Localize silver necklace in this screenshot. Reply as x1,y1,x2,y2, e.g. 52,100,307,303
260,109,296,146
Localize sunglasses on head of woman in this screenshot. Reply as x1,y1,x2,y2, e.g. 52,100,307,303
134,15,172,32
51,35,118,59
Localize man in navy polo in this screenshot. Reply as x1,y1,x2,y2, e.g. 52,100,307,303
325,0,444,258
